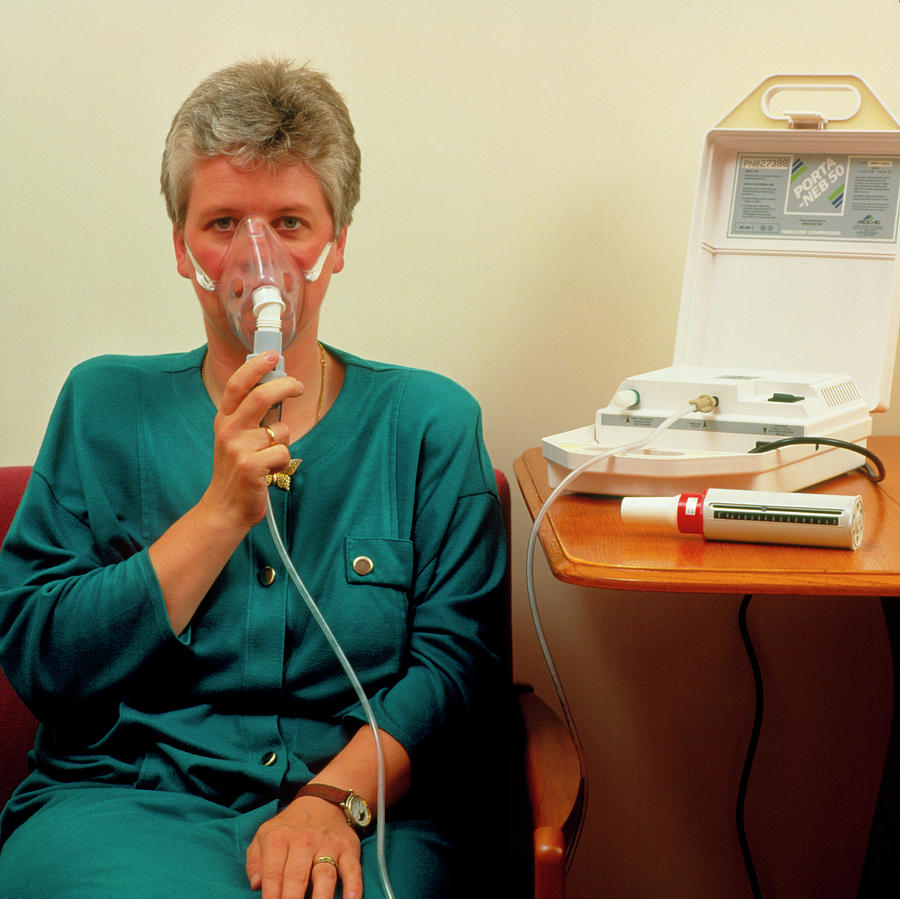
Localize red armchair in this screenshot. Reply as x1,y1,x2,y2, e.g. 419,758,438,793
0,465,583,897
0,466,39,806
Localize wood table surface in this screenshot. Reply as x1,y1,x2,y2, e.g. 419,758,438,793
513,435,900,595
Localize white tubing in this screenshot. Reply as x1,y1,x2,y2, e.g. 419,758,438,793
265,494,395,899
524,403,697,869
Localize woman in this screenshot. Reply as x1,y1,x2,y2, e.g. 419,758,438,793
0,58,506,898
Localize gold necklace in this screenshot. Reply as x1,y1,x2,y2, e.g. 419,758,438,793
315,341,327,423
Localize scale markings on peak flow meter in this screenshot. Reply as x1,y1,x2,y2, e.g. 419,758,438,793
710,503,843,526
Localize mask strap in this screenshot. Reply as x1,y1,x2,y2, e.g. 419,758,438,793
187,235,332,287
185,243,216,292
304,241,333,282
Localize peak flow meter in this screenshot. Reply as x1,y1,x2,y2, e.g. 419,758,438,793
621,488,864,549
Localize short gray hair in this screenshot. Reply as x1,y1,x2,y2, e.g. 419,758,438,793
161,58,361,237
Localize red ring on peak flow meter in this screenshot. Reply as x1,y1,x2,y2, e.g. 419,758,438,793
677,492,706,534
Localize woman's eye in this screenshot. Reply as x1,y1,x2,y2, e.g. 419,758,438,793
211,217,235,231
277,216,304,231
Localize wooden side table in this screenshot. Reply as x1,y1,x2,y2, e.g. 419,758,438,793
514,435,900,895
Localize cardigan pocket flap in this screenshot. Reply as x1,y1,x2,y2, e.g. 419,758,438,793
344,537,414,589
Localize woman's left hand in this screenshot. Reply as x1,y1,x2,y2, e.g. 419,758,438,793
246,797,363,899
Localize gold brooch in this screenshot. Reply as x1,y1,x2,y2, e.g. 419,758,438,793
266,458,302,491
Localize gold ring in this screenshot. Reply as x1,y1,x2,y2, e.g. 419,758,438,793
264,425,277,447
314,856,338,869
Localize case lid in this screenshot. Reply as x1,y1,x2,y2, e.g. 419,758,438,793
673,75,900,412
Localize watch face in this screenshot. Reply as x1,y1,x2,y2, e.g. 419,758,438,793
347,793,372,827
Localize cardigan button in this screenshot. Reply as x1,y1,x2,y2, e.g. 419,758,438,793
352,555,374,576
258,566,277,587
260,751,278,767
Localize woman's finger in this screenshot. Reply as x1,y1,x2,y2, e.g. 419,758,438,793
260,420,291,450
246,836,263,891
258,838,306,899
219,352,302,420
308,854,340,899
218,352,280,416
333,853,363,899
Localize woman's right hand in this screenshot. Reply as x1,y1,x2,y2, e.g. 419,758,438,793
203,351,303,530
148,351,302,634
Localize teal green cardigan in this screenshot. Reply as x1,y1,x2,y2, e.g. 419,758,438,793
0,345,505,839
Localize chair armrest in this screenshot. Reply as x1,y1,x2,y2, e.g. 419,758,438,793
518,688,583,829
0,668,38,807
517,686,584,898
534,825,566,898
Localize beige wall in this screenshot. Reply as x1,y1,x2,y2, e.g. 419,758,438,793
4,1,900,895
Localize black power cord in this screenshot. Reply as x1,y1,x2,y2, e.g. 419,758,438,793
737,593,763,899
747,436,886,483
735,438,886,896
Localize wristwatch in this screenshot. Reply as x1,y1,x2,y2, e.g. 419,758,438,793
296,783,372,831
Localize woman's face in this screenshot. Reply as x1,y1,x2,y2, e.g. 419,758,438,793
173,156,346,356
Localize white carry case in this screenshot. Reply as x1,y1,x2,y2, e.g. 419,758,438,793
543,75,900,496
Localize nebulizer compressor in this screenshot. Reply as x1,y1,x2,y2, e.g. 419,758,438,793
188,216,396,897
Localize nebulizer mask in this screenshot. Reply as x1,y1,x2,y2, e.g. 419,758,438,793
186,214,332,382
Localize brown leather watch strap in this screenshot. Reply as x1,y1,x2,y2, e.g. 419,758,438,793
296,783,350,804
296,782,372,832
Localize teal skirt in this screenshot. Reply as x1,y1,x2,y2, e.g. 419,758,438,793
0,787,454,898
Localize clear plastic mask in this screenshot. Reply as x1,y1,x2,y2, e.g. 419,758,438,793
185,215,332,351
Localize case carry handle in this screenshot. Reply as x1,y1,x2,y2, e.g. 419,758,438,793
760,82,862,129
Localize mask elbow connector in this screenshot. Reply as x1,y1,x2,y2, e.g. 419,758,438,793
252,285,286,333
